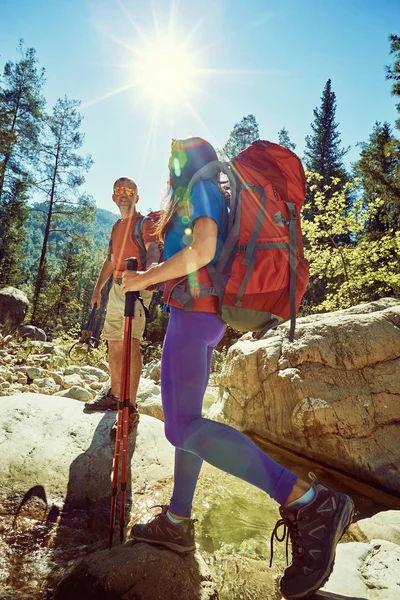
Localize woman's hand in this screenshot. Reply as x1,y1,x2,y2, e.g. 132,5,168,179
121,270,148,293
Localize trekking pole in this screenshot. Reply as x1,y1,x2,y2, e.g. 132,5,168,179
109,257,139,550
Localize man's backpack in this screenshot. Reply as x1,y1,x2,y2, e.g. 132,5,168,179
163,139,309,341
132,211,164,268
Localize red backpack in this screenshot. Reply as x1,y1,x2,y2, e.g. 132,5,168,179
163,140,309,341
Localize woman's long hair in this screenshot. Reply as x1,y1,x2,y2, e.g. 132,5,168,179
157,137,218,241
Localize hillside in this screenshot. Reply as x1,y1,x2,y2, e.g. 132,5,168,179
21,204,119,281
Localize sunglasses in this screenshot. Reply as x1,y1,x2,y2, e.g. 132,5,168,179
114,186,136,197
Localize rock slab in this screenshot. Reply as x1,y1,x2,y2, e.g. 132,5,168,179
55,542,218,600
215,299,400,493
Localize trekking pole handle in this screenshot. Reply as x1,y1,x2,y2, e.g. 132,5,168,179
124,257,139,317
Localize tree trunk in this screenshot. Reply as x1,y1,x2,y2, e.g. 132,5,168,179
31,127,62,323
0,90,22,201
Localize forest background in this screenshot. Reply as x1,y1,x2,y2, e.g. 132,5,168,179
0,30,399,352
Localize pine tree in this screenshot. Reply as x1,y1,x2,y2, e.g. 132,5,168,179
386,34,400,130
222,114,260,158
30,96,95,323
278,127,296,151
0,41,45,283
0,180,29,285
304,79,350,219
354,122,400,237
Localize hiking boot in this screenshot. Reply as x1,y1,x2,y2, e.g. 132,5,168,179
271,478,354,599
84,388,118,412
130,505,196,553
110,404,140,441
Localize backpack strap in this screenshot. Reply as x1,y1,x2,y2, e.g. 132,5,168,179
132,216,149,270
286,202,298,342
188,160,237,205
108,219,122,261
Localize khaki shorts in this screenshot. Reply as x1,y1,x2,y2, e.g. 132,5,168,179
102,281,152,341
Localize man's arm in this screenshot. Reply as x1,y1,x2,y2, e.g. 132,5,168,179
91,259,114,308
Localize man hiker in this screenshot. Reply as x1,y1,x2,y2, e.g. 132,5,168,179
84,177,160,438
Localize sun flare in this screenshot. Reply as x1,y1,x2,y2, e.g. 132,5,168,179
134,38,199,107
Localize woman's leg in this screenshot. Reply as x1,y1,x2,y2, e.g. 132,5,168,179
161,313,217,517
162,308,298,517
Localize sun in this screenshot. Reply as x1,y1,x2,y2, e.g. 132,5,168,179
134,37,199,108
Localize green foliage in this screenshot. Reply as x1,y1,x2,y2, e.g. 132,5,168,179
385,33,400,130
222,114,260,159
353,121,400,235
0,41,45,195
302,172,400,313
0,180,29,285
0,41,46,280
51,324,109,370
304,79,351,226
278,127,296,151
144,293,170,345
31,96,95,321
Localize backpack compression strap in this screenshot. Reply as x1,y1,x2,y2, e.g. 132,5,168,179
132,216,149,270
286,202,298,342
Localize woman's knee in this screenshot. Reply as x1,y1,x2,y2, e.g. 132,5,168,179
164,421,185,448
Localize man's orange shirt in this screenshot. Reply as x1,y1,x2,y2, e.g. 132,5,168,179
107,213,157,278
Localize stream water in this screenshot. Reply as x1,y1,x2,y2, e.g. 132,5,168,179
1,423,399,600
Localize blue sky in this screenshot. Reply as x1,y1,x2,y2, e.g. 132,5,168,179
1,0,399,216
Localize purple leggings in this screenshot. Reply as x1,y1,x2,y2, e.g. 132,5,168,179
161,307,298,517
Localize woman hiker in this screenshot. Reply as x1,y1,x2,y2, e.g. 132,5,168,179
121,136,354,600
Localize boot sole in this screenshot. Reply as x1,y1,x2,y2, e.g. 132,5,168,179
84,404,118,412
131,535,196,554
282,494,355,599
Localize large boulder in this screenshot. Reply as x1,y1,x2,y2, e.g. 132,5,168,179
0,393,175,507
213,298,400,493
17,324,47,341
0,286,29,335
55,542,218,600
313,539,400,600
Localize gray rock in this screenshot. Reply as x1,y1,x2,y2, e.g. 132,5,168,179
316,539,400,599
89,382,104,391
26,366,45,380
54,542,218,600
0,287,29,335
0,394,174,505
64,366,81,375
136,377,163,420
34,377,60,394
56,386,94,402
29,341,55,354
79,366,109,382
356,510,400,546
143,359,161,383
62,373,85,389
18,324,47,341
137,377,160,401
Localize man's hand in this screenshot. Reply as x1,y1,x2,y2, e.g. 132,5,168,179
91,289,101,308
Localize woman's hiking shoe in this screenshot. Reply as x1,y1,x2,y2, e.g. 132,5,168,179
272,479,354,599
130,505,196,553
110,405,140,441
84,388,118,412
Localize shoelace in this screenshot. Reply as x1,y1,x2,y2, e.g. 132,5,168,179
269,517,304,568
